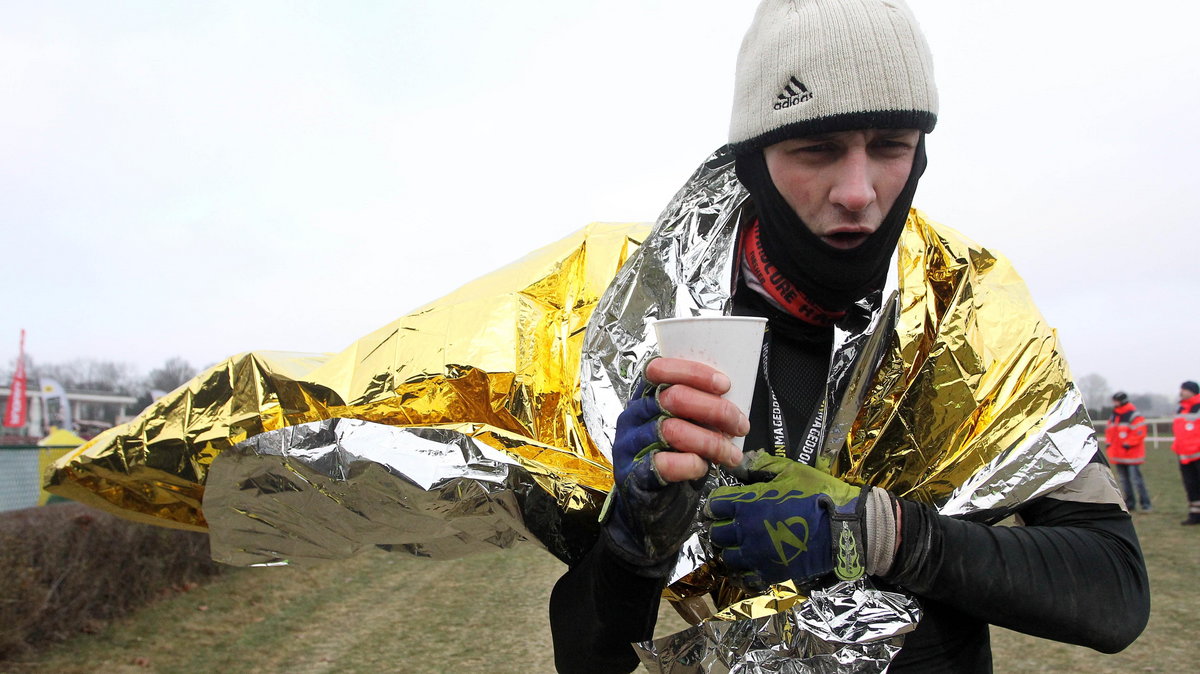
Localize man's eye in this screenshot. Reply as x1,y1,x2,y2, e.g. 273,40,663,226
872,140,914,155
791,143,833,154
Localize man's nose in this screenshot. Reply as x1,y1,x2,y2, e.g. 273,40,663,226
828,150,875,212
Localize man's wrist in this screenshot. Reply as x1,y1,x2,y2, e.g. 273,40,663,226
600,460,705,579
600,522,681,578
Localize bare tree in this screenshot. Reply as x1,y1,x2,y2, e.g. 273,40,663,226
32,357,138,394
146,357,197,394
126,357,200,414
1076,373,1111,416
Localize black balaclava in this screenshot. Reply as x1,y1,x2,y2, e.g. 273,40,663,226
734,134,928,313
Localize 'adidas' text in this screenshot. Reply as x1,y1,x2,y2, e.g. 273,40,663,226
775,76,812,109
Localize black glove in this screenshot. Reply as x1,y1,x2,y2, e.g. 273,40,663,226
601,379,705,577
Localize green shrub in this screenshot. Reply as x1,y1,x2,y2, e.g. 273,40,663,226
0,503,224,660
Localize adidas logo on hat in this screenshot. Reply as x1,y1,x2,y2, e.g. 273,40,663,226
774,76,812,110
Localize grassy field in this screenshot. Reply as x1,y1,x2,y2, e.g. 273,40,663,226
3,441,1196,673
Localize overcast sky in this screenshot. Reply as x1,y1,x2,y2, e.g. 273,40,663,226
3,0,1197,396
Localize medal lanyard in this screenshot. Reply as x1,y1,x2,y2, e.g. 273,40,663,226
759,325,826,467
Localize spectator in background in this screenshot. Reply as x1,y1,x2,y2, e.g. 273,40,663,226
1106,392,1151,512
1173,380,1200,525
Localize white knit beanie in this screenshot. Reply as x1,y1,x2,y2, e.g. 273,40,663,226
729,0,938,153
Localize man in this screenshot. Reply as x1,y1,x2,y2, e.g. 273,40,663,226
1106,391,1152,511
1173,380,1200,525
551,1,1149,672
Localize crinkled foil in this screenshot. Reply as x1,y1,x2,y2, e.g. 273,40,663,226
42,350,334,531
634,580,918,674
46,222,648,562
205,418,606,566
581,150,750,461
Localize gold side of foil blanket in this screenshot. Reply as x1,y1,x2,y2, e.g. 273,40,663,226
46,223,647,564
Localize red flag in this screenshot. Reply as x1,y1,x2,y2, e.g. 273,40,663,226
3,330,27,428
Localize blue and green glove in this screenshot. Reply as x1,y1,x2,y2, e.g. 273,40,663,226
704,451,897,591
601,377,706,577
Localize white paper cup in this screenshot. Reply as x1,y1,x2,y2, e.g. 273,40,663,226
652,316,767,450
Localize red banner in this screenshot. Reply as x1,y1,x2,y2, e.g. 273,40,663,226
3,330,27,428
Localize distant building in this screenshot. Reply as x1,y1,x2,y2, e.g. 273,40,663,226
0,385,137,442
0,386,132,512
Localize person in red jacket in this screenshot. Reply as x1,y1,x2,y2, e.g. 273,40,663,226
1173,380,1200,525
1106,392,1152,511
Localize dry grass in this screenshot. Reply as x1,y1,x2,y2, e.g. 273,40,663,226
0,504,223,662
0,534,687,673
0,543,571,673
3,441,1194,673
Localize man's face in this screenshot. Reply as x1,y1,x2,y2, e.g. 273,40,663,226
1182,388,1194,401
763,129,920,250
